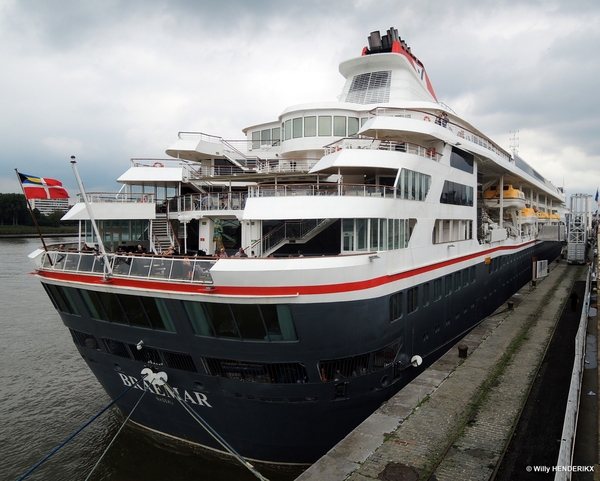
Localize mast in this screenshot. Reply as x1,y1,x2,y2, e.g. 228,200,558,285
70,156,113,277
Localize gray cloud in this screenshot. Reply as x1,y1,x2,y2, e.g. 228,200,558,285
1,0,599,200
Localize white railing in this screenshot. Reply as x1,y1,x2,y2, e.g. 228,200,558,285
324,138,441,160
554,266,592,479
248,183,396,199
369,107,512,162
170,192,248,213
76,192,155,203
39,250,216,284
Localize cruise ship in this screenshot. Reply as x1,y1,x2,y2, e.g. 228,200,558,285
29,27,565,464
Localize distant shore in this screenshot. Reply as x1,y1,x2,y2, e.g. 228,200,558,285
0,226,78,238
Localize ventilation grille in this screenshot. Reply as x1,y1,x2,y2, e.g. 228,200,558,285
346,71,391,104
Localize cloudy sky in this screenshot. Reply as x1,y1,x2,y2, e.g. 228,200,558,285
1,0,599,203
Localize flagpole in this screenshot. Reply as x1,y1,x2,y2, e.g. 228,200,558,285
70,157,113,278
15,169,53,266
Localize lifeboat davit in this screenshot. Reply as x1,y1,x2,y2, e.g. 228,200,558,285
483,185,526,210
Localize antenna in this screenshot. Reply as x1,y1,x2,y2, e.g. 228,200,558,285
509,130,519,156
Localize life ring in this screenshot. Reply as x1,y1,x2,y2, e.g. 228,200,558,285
153,162,164,168
423,116,431,122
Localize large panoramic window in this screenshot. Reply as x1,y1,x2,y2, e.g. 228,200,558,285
78,289,176,332
43,284,80,315
343,218,411,253
182,301,297,342
432,219,473,244
397,169,431,201
450,147,474,174
440,181,473,206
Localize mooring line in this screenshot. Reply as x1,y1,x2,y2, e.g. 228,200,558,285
163,381,270,481
16,375,148,481
84,387,149,481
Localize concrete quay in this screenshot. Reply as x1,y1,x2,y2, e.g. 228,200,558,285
297,259,585,481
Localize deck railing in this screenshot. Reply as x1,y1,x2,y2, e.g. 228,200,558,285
248,183,396,199
169,192,248,213
324,138,441,160
368,107,512,162
39,251,216,284
168,183,396,216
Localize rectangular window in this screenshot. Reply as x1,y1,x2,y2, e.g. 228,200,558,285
389,292,403,321
348,117,359,137
333,116,346,136
292,118,303,138
284,119,292,140
141,297,176,332
304,117,316,137
230,304,267,341
318,116,332,136
43,284,80,315
450,147,474,174
407,287,418,314
205,303,240,339
342,219,354,251
183,301,215,337
440,181,474,206
370,218,379,250
182,302,296,342
433,278,442,301
260,129,271,145
445,275,452,296
271,127,281,146
454,272,461,291
252,130,260,149
356,219,367,251
422,283,430,307
118,294,150,328
380,219,388,250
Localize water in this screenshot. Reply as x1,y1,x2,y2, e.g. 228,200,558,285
0,238,303,481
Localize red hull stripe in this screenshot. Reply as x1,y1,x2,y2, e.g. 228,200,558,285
37,241,538,297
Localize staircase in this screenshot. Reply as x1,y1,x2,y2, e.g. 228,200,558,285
152,214,174,254
252,218,336,257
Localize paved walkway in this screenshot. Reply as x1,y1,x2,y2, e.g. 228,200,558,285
297,260,581,481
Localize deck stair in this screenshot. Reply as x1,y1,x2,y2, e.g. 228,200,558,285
254,218,336,257
220,139,261,171
151,213,177,253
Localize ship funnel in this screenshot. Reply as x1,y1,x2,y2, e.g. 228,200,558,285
368,30,382,51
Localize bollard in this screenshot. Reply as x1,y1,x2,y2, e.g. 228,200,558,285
508,301,514,310
458,344,468,358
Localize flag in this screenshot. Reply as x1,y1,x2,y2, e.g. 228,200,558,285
596,188,599,204
18,172,69,199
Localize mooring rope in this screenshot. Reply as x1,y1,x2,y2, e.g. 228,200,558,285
84,387,148,481
16,375,147,481
162,381,270,481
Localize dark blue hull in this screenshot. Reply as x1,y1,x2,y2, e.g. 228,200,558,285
43,241,563,464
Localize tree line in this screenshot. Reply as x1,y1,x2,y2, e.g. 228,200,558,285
0,193,69,227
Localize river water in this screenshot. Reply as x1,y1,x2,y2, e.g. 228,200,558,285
0,237,303,481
